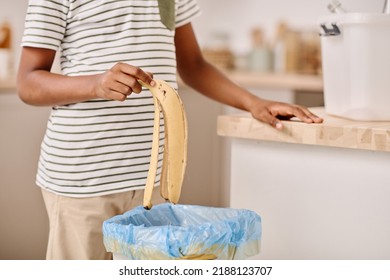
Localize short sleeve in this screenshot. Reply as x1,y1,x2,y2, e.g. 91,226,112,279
21,0,69,51
175,0,202,28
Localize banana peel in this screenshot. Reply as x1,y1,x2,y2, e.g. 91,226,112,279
139,80,188,209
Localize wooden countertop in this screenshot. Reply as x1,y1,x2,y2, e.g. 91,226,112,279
217,107,390,152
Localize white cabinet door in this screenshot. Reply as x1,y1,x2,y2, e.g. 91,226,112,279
229,138,390,259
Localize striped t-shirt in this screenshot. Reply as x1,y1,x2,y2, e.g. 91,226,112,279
21,0,201,197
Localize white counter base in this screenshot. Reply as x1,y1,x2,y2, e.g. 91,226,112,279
229,138,390,260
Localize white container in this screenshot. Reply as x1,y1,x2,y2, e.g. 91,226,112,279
319,13,390,121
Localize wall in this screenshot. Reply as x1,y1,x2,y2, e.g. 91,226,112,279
1,0,385,67
194,0,384,55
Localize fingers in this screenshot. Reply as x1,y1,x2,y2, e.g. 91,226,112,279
253,108,284,130
115,63,155,89
299,106,324,123
266,117,283,130
251,102,323,130
97,63,155,101
287,105,323,124
145,71,154,80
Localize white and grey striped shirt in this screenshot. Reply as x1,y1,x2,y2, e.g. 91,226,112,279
21,0,201,197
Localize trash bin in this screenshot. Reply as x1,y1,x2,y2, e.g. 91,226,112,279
103,203,261,260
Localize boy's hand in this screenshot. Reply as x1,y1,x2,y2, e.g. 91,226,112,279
249,99,323,130
94,63,155,101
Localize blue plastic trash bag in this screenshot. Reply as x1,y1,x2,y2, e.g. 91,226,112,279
103,203,261,260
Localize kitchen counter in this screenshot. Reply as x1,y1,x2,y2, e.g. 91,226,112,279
217,107,390,260
218,107,390,152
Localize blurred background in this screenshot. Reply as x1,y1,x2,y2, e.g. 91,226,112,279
0,0,385,259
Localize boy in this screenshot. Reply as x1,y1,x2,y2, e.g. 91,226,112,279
17,0,322,260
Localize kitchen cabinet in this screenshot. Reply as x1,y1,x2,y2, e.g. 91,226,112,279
217,108,390,259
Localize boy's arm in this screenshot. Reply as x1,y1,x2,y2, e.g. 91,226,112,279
174,23,323,130
17,47,154,106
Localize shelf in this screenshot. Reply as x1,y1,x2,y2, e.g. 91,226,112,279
179,70,323,93
225,70,323,93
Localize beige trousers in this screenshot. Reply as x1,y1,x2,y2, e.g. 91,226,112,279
41,187,165,260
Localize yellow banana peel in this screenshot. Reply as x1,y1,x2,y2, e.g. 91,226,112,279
139,80,188,209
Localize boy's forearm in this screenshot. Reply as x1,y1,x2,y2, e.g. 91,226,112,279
179,60,259,112
18,70,97,107
174,23,261,112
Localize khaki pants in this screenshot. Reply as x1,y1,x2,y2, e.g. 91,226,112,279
41,187,165,260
